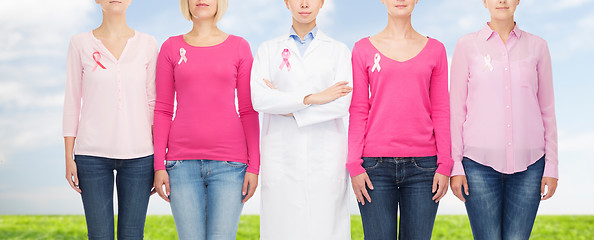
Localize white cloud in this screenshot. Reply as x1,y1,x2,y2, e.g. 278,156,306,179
559,0,594,8
0,0,95,61
220,0,336,40
559,131,594,153
0,111,62,152
0,81,64,109
520,0,593,12
0,1,95,110
220,0,289,37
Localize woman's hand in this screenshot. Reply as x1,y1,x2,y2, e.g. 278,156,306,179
351,172,374,205
541,177,558,200
304,81,352,105
154,170,170,202
242,172,259,203
64,137,80,194
450,175,469,202
432,173,449,203
65,156,81,194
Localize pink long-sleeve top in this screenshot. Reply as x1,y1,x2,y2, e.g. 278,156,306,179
153,35,260,174
450,23,558,178
63,31,158,159
347,37,453,177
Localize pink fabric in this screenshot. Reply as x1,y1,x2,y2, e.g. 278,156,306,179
63,31,158,159
347,37,453,177
450,23,558,178
153,35,260,173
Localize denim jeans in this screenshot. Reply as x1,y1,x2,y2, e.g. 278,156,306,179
166,159,247,240
357,156,439,240
463,156,545,240
75,155,154,240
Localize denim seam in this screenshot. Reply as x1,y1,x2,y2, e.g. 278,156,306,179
362,158,381,171
224,161,248,168
411,158,438,172
165,160,180,171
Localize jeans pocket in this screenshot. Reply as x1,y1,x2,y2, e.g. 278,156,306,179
361,157,380,171
412,156,438,171
165,160,180,170
224,161,247,168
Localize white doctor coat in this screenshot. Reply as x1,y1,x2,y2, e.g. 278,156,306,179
251,30,352,240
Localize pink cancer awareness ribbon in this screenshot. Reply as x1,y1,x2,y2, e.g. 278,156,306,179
279,49,291,71
92,51,106,71
178,48,187,65
372,53,381,73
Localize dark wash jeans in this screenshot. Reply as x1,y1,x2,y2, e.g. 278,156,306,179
75,154,154,240
358,156,440,240
463,156,545,240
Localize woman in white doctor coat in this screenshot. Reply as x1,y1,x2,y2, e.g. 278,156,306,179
250,0,353,239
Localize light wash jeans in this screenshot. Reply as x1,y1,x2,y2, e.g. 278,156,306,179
166,159,247,240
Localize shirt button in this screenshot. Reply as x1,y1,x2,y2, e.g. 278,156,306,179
508,142,512,146
504,68,509,71
506,105,510,109
507,124,511,128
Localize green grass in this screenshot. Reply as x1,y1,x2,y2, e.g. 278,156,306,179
0,215,592,239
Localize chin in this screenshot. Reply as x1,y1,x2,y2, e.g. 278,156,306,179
388,9,413,16
105,8,127,14
295,18,315,25
492,14,513,21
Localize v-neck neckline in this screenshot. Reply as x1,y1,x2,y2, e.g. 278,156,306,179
90,30,137,62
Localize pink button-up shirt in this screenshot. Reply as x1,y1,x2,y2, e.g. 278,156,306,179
63,31,158,159
450,23,558,178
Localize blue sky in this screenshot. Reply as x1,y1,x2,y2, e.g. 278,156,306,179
0,0,593,215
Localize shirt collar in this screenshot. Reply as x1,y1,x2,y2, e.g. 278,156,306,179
479,22,523,41
289,26,318,42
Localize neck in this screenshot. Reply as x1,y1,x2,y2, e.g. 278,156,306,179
489,18,515,42
383,15,416,39
188,18,220,37
292,19,316,40
96,12,131,36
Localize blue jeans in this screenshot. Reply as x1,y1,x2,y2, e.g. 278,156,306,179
463,156,545,240
75,155,154,240
357,156,440,240
166,159,247,240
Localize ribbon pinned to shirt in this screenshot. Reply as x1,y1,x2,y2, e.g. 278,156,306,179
178,48,188,65
92,51,106,71
484,54,494,71
279,49,291,71
372,53,381,73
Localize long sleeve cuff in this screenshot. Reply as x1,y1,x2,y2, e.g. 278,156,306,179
543,161,558,179
436,157,454,177
346,161,366,177
450,160,466,176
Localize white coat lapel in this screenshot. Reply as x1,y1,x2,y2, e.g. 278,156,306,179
284,37,301,59
303,30,331,58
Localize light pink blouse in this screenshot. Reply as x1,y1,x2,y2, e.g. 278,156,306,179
63,31,158,159
450,23,558,178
